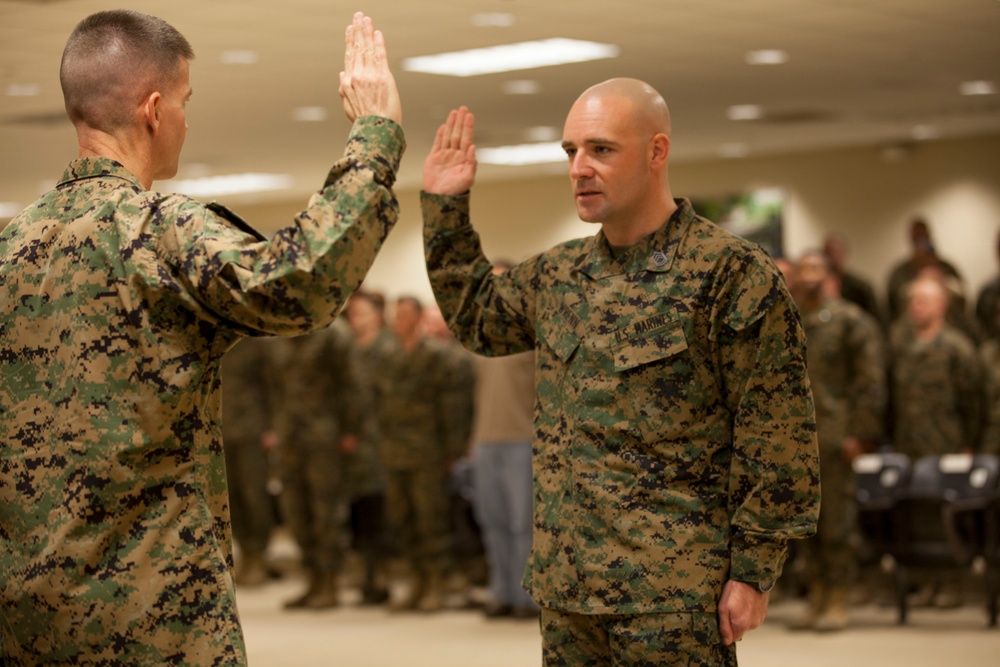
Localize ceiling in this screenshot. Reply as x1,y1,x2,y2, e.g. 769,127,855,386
1,0,999,215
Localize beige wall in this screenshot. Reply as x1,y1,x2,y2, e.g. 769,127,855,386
231,132,1000,308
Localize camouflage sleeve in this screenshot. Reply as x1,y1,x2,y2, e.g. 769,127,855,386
846,310,887,443
714,253,820,584
330,324,367,438
980,346,1000,455
155,116,404,336
422,192,536,356
955,343,985,451
438,348,476,460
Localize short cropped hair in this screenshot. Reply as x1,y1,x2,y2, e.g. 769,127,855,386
60,10,194,132
396,296,423,314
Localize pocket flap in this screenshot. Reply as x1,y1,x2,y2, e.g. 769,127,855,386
612,315,688,371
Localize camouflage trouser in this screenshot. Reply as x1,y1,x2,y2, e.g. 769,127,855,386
277,441,346,576
541,608,737,667
383,465,451,572
796,450,857,585
224,434,274,559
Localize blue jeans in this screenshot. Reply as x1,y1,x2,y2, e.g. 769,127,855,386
472,441,537,609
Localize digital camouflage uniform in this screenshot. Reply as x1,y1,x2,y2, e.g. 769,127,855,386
888,320,984,457
0,116,403,664
345,328,397,501
374,337,474,578
796,298,884,596
271,320,367,588
978,340,1000,456
347,327,397,600
423,195,819,660
975,277,1000,342
220,335,280,574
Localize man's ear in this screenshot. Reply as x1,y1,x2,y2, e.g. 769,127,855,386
649,133,670,168
141,91,162,135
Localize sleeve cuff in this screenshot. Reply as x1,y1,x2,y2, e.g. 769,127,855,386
729,539,789,583
336,116,406,188
421,191,472,235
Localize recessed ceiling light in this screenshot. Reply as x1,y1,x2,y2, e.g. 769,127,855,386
912,124,939,141
168,173,292,197
503,80,542,95
220,50,259,65
5,83,41,97
718,143,749,158
477,142,566,166
960,80,997,96
292,106,328,122
727,104,764,121
402,38,619,77
746,49,788,65
471,13,515,27
525,126,560,142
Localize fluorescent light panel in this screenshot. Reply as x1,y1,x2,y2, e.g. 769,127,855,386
960,80,997,96
478,142,565,166
728,104,764,121
402,38,619,77
746,49,788,65
169,173,293,197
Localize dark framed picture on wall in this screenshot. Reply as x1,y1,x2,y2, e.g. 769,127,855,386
691,188,785,258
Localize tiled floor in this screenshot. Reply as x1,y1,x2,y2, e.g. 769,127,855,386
236,574,1000,666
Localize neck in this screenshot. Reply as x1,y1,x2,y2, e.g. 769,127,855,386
915,319,943,341
601,191,677,247
77,126,154,190
800,291,825,312
400,332,421,351
355,327,379,349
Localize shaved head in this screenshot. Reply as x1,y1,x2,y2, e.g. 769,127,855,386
60,10,193,133
573,78,672,139
561,78,675,241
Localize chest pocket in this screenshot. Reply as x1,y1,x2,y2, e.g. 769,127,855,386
612,314,694,444
538,301,584,364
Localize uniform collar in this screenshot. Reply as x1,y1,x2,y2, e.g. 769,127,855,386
574,198,696,280
58,157,146,193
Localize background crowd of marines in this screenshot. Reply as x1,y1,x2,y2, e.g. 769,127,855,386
221,215,1000,631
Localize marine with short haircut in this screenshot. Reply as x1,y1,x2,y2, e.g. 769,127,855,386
0,10,403,664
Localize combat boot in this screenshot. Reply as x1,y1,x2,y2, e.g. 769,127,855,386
388,571,423,612
235,553,270,588
416,570,447,612
814,586,849,632
789,582,826,631
284,571,320,609
303,572,341,610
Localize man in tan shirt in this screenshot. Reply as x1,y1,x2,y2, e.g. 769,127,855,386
471,263,539,619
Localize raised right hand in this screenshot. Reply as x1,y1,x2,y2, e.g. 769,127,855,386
338,12,402,125
423,106,477,195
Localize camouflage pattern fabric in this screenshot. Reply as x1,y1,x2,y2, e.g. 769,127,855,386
270,320,367,576
0,116,403,664
888,320,984,457
346,327,397,499
221,335,280,560
373,337,473,468
423,195,819,615
978,339,1000,456
796,297,885,584
540,607,736,667
373,336,475,570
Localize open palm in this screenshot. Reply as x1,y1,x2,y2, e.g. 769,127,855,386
423,107,477,195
